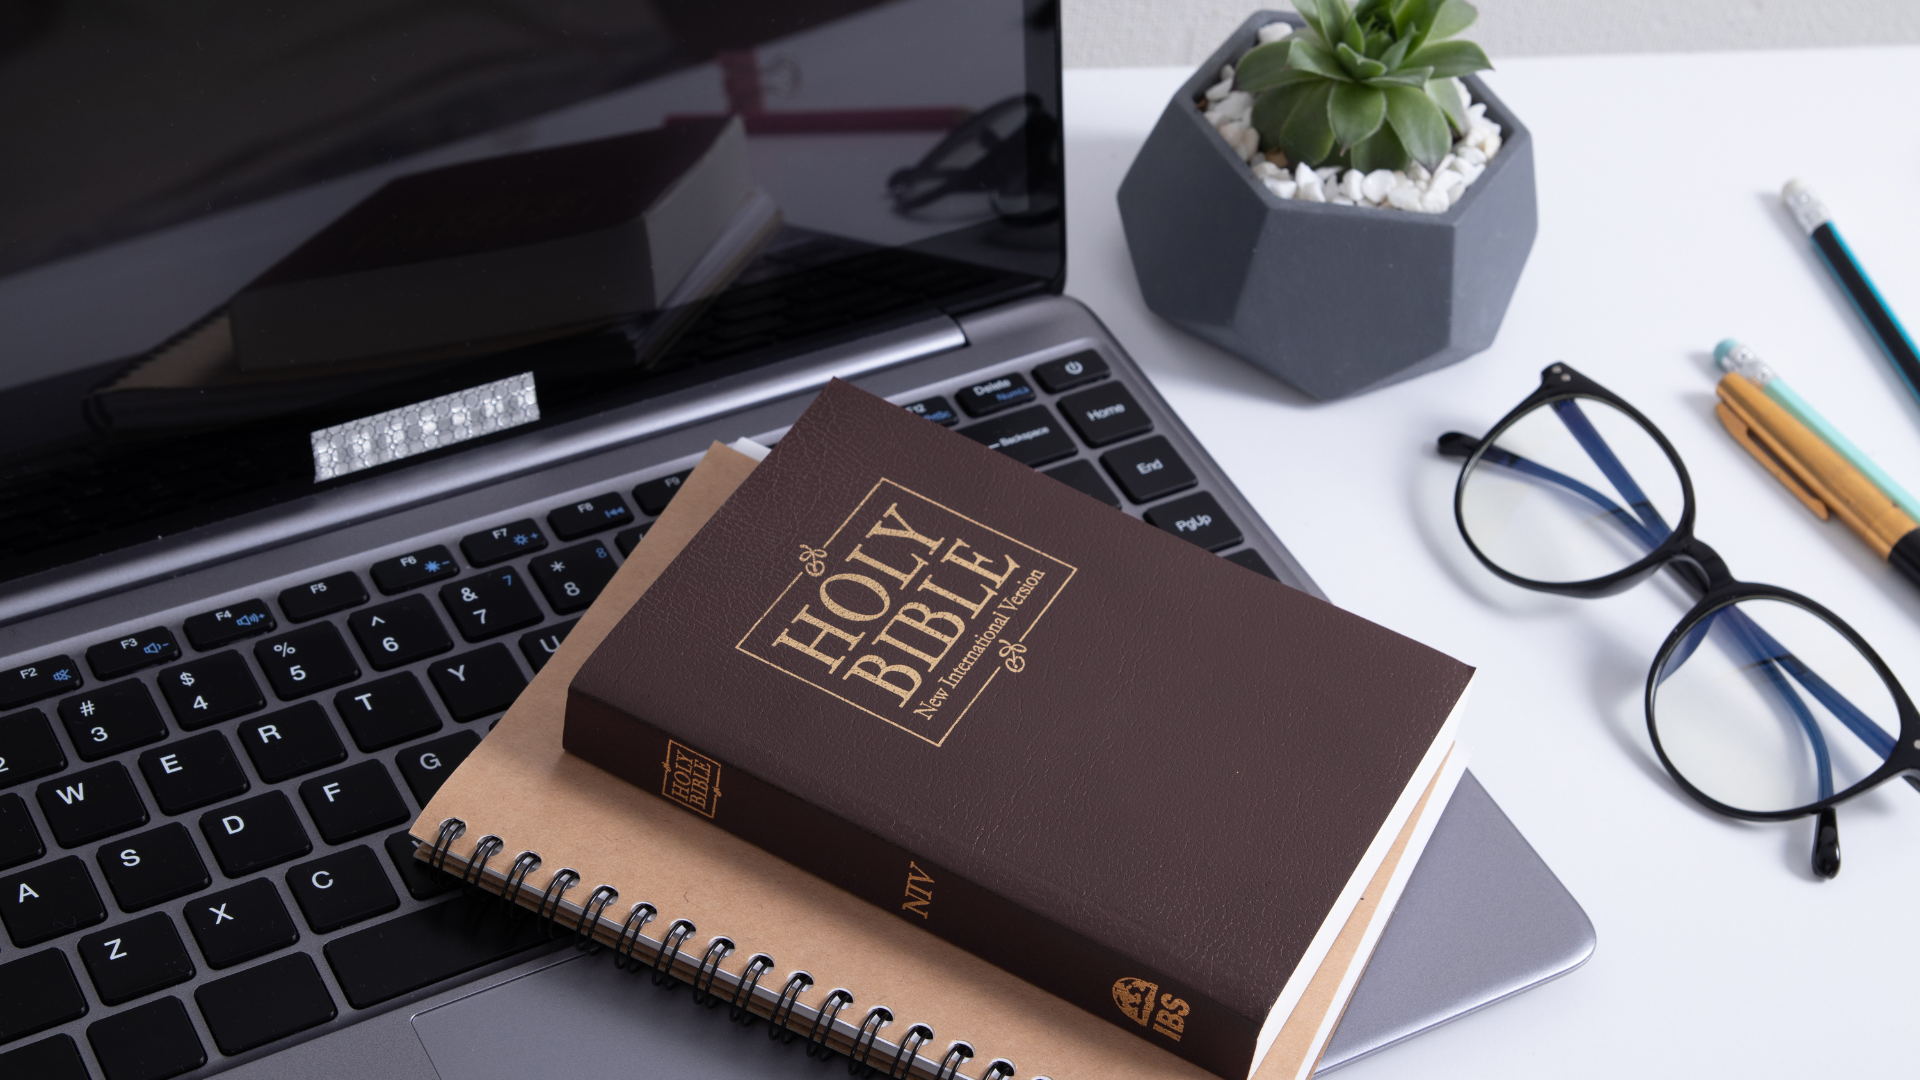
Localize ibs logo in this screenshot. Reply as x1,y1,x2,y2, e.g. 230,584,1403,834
661,740,723,817
1112,977,1191,1043
737,479,1073,746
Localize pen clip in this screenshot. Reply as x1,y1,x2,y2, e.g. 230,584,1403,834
1714,399,1831,521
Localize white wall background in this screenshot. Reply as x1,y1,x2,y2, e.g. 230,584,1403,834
1062,0,1920,66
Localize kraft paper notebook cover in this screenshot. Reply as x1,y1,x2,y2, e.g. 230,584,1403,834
414,442,1463,1080
565,381,1473,1077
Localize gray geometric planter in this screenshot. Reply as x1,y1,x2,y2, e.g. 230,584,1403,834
1118,11,1537,401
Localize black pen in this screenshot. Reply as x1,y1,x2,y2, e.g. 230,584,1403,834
1783,179,1920,419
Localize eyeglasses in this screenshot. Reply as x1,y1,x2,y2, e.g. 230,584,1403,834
1439,363,1920,879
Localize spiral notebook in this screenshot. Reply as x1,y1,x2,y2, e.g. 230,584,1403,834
411,442,1463,1080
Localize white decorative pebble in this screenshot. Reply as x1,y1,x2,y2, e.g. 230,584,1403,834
1386,185,1424,211
1205,90,1253,125
1264,177,1298,199
1467,102,1487,121
1205,77,1234,103
1222,64,1236,81
1480,133,1502,157
1252,159,1284,180
1331,195,1356,206
1294,163,1326,202
1221,121,1259,160
1257,22,1293,44
1458,145,1487,166
1314,166,1340,184
1456,159,1485,184
1408,161,1432,184
1362,169,1396,202
1431,169,1464,195
1337,170,1364,202
1419,188,1451,213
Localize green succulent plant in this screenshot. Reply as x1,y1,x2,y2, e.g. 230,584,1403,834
1236,0,1492,172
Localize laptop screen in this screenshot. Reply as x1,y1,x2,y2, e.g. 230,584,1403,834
0,0,1062,587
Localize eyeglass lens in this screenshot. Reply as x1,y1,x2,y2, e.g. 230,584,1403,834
1458,396,1686,585
1652,597,1899,815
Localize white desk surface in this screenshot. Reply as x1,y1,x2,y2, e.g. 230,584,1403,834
1062,48,1920,1080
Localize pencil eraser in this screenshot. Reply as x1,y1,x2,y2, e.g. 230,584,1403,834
1713,338,1741,368
1782,178,1810,201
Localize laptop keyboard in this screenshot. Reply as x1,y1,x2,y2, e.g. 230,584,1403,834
0,348,1279,1077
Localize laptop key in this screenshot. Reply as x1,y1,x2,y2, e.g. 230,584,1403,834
428,645,527,721
1145,492,1243,552
440,569,542,641
254,623,360,700
78,911,196,1005
385,832,456,900
0,950,90,1045
1060,382,1153,446
38,763,148,847
277,571,367,623
1225,548,1279,579
323,890,547,1008
396,731,481,805
0,709,66,790
86,628,180,681
288,845,399,932
632,470,691,516
195,953,336,1055
460,519,548,567
370,545,460,594
1101,436,1198,503
300,761,409,843
86,995,206,1080
182,599,276,651
155,650,265,729
97,823,210,911
0,1034,90,1079
1,655,83,709
238,703,347,782
347,595,453,670
333,673,441,751
1032,349,1109,392
0,856,107,945
548,492,633,540
958,405,1077,467
185,879,298,968
1,794,45,870
1041,459,1121,506
519,619,578,673
902,395,959,426
59,681,168,762
955,372,1037,417
199,791,309,876
530,539,618,614
138,732,250,815
613,523,649,556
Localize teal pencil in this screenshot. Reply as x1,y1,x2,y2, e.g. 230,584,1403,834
1715,338,1920,523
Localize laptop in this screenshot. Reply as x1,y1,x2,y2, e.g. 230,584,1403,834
0,3,1592,1077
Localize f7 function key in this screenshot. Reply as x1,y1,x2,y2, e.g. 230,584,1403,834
183,600,275,651
86,628,179,681
461,520,547,567
1,656,83,709
278,572,368,623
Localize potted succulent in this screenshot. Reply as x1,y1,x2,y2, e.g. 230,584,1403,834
1117,0,1536,401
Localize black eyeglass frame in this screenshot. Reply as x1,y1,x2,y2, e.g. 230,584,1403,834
1440,363,1920,837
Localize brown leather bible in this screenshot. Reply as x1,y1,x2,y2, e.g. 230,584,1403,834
565,381,1474,1078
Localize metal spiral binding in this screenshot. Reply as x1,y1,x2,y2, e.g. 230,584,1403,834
429,819,466,873
460,835,504,887
689,937,736,1006
848,1007,893,1074
534,868,579,934
884,1024,933,1079
612,903,658,971
573,886,619,953
500,851,542,910
651,919,697,987
418,822,1012,1078
934,1042,974,1080
769,972,814,1043
804,989,855,1058
728,954,774,1025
